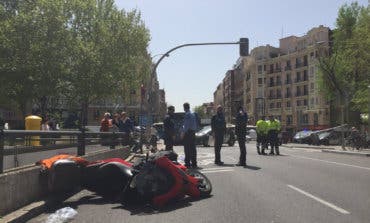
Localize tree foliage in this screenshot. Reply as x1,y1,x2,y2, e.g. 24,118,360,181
318,2,370,117
194,105,207,119
0,0,151,122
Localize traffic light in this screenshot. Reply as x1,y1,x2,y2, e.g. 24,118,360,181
239,38,249,56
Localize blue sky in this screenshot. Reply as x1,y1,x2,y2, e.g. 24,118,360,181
115,0,368,112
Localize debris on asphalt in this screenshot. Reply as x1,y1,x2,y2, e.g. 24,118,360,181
45,207,77,223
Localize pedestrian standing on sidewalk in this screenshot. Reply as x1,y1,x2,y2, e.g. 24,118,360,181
181,102,198,168
256,116,268,155
100,112,112,146
211,105,226,165
118,112,134,145
100,112,112,132
268,116,281,155
163,105,176,151
235,106,248,166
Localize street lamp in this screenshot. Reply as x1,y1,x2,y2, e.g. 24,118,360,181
151,53,169,62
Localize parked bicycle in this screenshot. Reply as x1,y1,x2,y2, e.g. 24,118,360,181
345,133,368,151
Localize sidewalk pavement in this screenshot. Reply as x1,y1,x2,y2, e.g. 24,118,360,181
281,143,370,157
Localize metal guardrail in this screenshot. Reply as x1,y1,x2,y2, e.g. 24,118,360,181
0,129,131,173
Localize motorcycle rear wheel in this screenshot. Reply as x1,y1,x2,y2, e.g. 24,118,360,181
186,169,212,197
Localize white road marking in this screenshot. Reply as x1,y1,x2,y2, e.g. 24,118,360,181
198,159,215,166
202,167,234,171
287,185,350,214
202,169,234,174
283,147,321,152
290,154,370,171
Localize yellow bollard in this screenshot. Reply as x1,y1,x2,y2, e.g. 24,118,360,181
25,115,42,146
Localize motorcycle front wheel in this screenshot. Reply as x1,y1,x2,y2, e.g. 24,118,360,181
186,169,212,197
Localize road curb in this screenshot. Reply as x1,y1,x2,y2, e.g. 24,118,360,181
281,145,336,150
1,151,135,223
321,149,370,157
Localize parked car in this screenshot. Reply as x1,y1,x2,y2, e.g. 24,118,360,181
319,131,344,145
151,122,164,140
246,126,257,141
195,125,235,147
293,130,314,144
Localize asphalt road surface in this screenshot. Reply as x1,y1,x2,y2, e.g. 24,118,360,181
27,142,370,223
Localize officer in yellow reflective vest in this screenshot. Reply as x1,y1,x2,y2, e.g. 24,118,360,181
267,115,281,155
256,116,268,155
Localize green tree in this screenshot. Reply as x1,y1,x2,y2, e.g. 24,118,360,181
0,0,151,126
318,2,370,125
64,0,151,125
0,0,73,116
194,105,207,119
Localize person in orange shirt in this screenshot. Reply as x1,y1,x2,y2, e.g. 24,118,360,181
100,112,112,132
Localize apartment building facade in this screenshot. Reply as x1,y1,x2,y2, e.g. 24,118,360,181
213,83,224,109
243,25,331,134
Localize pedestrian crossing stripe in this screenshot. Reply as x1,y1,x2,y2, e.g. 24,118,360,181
202,167,234,171
202,169,234,174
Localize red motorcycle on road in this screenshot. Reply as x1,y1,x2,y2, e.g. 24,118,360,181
41,151,212,207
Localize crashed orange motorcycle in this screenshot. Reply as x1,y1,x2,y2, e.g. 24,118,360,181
38,151,212,207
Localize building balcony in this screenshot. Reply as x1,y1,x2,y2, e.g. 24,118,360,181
285,94,291,98
285,80,292,85
269,108,281,113
297,106,308,110
275,68,282,73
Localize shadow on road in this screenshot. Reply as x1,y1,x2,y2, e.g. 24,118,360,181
55,195,113,210
244,165,261,170
45,193,213,216
112,195,213,215
215,163,235,167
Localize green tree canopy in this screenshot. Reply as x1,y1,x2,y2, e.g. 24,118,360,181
318,2,370,123
0,0,151,124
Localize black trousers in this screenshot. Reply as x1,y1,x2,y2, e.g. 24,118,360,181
257,134,267,154
214,133,224,163
269,130,279,154
183,130,197,167
164,136,174,151
237,136,246,165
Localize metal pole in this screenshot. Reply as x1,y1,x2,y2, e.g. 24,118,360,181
341,104,345,150
152,41,241,79
110,132,115,150
368,85,370,136
0,129,4,174
77,128,86,156
140,98,143,154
